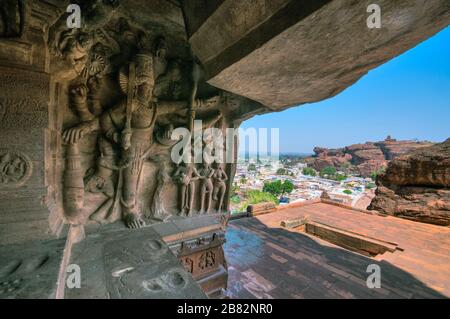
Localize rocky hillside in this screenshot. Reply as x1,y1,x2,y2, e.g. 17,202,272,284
368,138,450,226
305,136,433,177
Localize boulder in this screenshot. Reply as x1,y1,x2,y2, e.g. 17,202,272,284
368,139,450,226
306,137,436,177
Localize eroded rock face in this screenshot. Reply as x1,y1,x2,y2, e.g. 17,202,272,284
368,139,450,226
307,137,432,177
187,0,450,110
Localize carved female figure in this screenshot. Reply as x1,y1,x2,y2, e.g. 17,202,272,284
197,163,214,214
173,162,199,217
212,163,228,212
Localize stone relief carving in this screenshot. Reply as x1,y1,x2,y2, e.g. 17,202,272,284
213,163,228,212
173,162,199,217
51,14,233,230
54,29,94,76
197,162,214,214
0,151,31,187
63,143,85,225
150,155,172,221
178,233,226,280
199,250,216,271
58,33,220,228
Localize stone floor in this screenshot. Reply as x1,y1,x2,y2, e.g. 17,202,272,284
224,202,450,299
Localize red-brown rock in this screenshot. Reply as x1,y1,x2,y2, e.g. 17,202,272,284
369,138,450,226
306,136,433,177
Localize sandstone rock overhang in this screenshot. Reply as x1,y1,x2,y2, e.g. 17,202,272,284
369,138,450,226
183,0,450,111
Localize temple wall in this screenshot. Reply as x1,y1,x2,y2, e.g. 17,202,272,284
0,1,263,246
0,0,62,245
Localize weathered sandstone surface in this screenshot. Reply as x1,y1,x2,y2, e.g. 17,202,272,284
368,139,450,226
306,137,433,177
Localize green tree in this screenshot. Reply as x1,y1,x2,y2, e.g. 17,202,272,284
263,180,282,196
343,189,352,195
334,173,347,181
248,163,257,171
302,167,316,176
320,166,337,177
276,168,287,175
281,180,294,197
263,180,294,198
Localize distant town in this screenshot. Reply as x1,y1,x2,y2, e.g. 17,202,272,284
230,155,377,214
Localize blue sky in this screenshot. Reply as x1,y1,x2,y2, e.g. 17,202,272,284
241,26,450,154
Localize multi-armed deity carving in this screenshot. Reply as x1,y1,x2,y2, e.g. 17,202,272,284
55,16,229,229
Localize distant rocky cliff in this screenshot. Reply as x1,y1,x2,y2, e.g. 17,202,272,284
368,138,450,226
305,136,433,177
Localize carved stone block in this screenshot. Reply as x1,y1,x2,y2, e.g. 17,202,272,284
65,226,207,299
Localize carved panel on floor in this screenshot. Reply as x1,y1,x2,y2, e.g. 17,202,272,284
65,226,207,299
0,239,65,299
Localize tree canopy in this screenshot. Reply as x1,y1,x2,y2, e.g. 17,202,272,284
320,166,337,177
302,167,317,176
263,179,294,198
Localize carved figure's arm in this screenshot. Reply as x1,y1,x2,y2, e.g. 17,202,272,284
62,83,100,144
100,111,119,144
191,167,201,181
222,170,228,181
157,95,220,116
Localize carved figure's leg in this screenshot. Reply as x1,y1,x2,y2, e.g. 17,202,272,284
213,182,220,201
187,182,196,216
199,182,206,214
179,183,187,215
88,136,116,222
122,145,146,229
217,182,226,212
205,181,213,213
